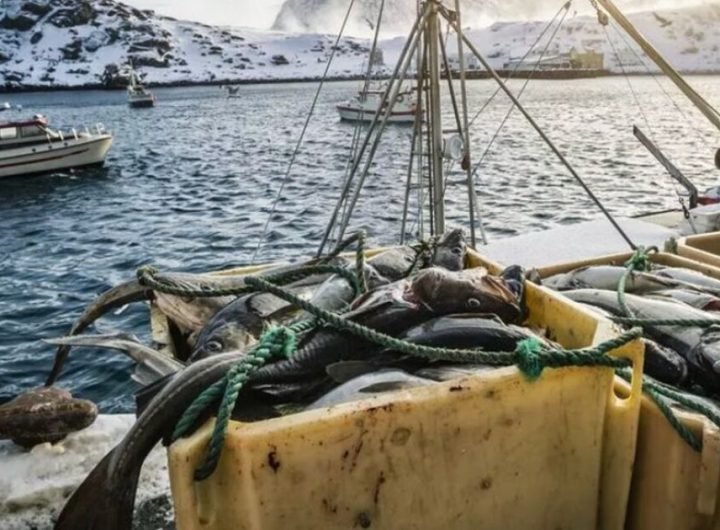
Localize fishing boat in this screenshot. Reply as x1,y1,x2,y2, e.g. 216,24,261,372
337,85,419,123
20,0,720,529
127,66,155,108
0,115,113,179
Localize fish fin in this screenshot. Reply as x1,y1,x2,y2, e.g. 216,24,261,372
358,381,418,393
54,449,140,530
134,374,174,417
46,280,149,387
132,363,167,387
326,361,376,383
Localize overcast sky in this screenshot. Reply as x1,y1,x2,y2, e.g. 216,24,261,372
121,0,713,31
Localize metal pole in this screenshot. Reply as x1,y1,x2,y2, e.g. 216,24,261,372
316,8,427,256
452,1,483,246
447,14,637,250
427,1,445,236
595,0,720,134
333,11,428,247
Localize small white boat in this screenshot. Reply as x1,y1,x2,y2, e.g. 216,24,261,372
0,115,113,179
127,68,155,108
337,87,419,123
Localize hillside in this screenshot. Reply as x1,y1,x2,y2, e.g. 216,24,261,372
1,0,719,91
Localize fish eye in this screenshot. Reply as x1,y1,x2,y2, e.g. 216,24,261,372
205,340,223,353
467,298,481,309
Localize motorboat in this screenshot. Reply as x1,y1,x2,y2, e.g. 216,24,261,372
0,115,113,179
127,67,155,108
337,86,419,123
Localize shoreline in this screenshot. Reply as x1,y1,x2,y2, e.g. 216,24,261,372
2,70,720,94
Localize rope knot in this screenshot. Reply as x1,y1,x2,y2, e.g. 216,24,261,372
136,265,158,285
515,337,545,381
624,246,657,273
262,326,298,359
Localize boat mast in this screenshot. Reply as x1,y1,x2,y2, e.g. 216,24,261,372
426,0,445,236
593,0,720,134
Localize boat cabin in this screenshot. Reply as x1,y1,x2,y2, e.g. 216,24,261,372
0,116,52,150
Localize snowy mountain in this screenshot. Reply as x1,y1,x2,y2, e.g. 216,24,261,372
0,0,378,90
462,3,720,74
0,0,719,91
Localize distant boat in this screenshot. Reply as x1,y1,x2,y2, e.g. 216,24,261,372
0,115,113,179
127,67,155,108
337,85,419,123
1,102,10,111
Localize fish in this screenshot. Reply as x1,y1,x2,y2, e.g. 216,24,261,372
48,257,349,386
646,289,720,312
430,228,467,271
367,246,418,281
46,333,185,387
563,289,720,394
153,293,235,334
54,351,278,530
542,265,676,292
46,279,151,386
305,369,434,410
0,387,97,448
252,267,522,384
396,314,553,351
653,267,720,295
571,301,689,386
187,270,350,362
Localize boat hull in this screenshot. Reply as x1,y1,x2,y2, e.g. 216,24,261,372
0,135,113,179
337,105,417,123
129,98,155,108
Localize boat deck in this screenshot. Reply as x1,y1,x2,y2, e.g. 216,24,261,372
480,217,678,269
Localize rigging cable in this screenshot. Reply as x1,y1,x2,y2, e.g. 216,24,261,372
469,3,571,181
467,1,572,129
610,22,713,149
251,0,357,263
334,0,386,243
603,20,693,216
444,8,638,250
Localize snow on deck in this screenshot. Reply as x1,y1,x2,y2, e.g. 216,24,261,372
480,217,679,269
0,415,170,530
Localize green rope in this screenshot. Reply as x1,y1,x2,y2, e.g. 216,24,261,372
617,246,657,318
137,264,360,300
174,273,641,481
611,317,720,327
243,276,637,374
616,369,706,451
173,324,308,481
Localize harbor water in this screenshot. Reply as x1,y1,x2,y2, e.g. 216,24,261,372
1,76,719,412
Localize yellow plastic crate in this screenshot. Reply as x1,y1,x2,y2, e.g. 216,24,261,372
677,232,720,271
165,250,643,530
534,250,720,530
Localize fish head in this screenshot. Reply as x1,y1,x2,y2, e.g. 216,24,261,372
407,267,522,322
431,228,467,271
188,297,265,362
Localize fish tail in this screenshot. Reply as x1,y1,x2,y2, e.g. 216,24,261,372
55,450,140,530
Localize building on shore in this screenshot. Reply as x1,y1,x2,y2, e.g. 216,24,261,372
503,48,604,71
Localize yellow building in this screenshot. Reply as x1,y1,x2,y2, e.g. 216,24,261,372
569,48,605,70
